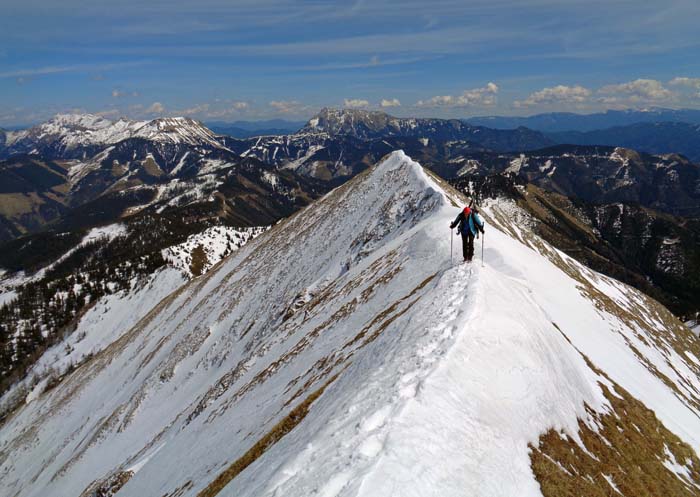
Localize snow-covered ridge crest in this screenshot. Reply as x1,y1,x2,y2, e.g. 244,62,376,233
5,113,226,150
1,151,699,497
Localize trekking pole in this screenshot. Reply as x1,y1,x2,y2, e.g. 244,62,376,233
481,231,485,267
450,228,453,265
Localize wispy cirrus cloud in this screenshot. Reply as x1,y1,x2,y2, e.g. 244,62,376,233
112,89,140,98
290,55,433,72
0,61,151,79
67,23,541,59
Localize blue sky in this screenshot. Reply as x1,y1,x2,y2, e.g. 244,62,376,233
2,0,700,126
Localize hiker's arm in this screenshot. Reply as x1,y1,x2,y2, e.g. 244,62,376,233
449,213,463,229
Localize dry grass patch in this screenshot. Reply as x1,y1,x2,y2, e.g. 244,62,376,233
162,480,194,497
79,470,134,497
531,381,700,497
197,379,335,497
190,245,209,277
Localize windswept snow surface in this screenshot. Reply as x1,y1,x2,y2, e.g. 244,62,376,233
1,151,699,497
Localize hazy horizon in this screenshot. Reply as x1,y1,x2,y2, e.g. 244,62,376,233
7,105,700,130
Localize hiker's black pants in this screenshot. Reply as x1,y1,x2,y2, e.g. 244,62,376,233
461,233,475,261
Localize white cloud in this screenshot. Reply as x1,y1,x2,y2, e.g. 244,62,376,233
669,77,700,88
380,98,401,108
514,85,591,108
343,98,370,109
512,78,699,111
669,77,700,97
181,103,210,115
146,102,165,114
597,78,675,105
416,82,498,108
175,101,250,118
269,100,303,114
204,101,250,118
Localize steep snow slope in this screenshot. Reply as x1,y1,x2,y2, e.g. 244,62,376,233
1,151,699,497
0,268,187,413
131,117,224,148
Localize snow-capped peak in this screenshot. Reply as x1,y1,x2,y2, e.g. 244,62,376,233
300,107,396,136
5,113,225,151
131,116,223,147
47,113,117,130
2,150,699,497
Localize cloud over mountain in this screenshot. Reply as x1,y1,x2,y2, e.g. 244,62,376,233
416,82,498,108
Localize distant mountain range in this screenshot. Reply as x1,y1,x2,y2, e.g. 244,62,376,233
0,114,329,243
549,122,700,161
1,108,699,247
207,119,305,138
467,107,700,132
300,107,552,149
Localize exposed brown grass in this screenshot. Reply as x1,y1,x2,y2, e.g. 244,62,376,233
78,470,134,497
190,245,208,277
196,379,335,497
531,380,700,497
141,156,165,177
161,480,193,497
531,331,700,497
0,192,46,217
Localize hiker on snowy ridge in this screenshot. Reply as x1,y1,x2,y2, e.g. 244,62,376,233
450,205,485,262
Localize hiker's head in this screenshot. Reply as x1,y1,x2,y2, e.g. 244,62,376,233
463,206,471,216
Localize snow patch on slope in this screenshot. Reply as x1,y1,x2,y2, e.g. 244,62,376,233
162,226,268,277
